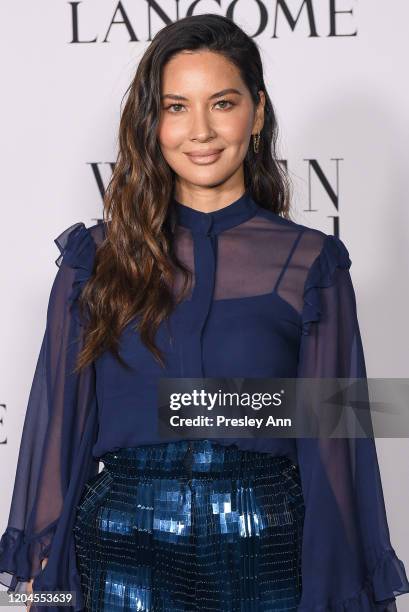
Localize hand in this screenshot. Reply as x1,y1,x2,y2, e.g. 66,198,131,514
25,579,33,611
26,558,48,611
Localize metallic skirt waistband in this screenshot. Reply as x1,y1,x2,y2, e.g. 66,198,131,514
101,439,297,480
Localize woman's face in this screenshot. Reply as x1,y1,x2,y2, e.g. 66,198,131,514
158,50,265,192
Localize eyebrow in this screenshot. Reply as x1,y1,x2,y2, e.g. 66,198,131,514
160,88,243,101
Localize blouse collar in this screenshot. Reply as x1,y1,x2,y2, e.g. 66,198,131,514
172,189,259,235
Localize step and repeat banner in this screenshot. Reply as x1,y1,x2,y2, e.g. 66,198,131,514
1,1,408,608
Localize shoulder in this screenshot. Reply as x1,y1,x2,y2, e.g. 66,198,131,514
50,220,107,325
53,220,106,269
255,207,351,270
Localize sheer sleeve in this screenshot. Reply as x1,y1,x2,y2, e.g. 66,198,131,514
295,234,409,611
0,222,100,611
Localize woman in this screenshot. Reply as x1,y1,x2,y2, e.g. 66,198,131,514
0,13,408,612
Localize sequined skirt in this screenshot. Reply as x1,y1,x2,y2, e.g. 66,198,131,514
73,440,305,611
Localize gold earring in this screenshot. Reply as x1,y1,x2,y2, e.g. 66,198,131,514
253,132,260,154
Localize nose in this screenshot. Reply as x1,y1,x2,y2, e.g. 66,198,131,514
189,106,216,142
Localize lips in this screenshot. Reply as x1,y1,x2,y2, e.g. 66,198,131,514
185,149,224,165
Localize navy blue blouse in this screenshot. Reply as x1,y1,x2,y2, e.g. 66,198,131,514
1,190,408,611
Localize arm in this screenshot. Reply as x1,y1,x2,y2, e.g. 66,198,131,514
295,234,409,611
0,223,100,611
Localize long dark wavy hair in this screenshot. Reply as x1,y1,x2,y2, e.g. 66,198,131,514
74,13,293,374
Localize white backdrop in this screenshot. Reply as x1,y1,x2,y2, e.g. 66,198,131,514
1,1,408,610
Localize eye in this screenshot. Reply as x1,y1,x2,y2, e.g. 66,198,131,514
214,99,235,109
164,103,186,113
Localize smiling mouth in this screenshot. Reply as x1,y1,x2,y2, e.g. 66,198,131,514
184,150,224,164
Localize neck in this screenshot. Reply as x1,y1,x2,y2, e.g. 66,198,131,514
173,186,247,215
172,189,260,236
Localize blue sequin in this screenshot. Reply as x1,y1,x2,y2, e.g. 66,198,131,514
73,440,305,611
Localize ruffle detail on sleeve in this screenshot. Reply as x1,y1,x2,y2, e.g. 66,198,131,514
370,547,409,607
301,233,352,335
54,222,96,328
298,548,409,612
0,524,57,590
